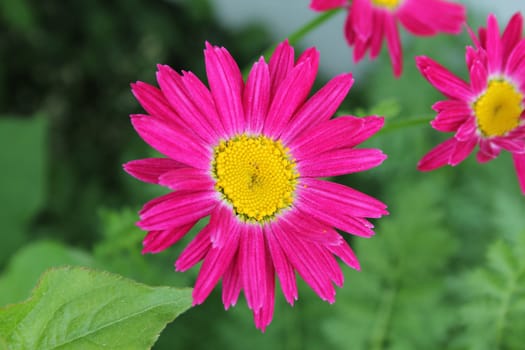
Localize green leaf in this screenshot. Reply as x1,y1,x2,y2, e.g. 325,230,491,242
454,232,525,350
0,240,95,307
322,178,458,350
0,267,193,350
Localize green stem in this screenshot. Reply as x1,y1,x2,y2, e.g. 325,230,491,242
494,266,524,349
370,286,397,350
377,117,433,135
243,9,343,76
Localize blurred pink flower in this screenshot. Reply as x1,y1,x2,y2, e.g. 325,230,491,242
124,40,388,330
310,0,465,76
417,13,525,194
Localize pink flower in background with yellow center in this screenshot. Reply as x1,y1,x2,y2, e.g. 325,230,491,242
310,0,466,76
417,13,525,194
124,40,388,330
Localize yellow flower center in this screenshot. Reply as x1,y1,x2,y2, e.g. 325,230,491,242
473,80,523,137
212,134,299,223
371,0,402,9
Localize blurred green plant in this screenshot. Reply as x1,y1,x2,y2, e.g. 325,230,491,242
0,117,47,267
322,178,458,350
453,232,525,350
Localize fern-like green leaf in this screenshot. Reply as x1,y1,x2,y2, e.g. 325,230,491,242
322,179,458,350
454,231,525,350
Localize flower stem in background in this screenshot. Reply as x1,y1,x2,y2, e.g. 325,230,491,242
243,8,342,77
376,117,433,136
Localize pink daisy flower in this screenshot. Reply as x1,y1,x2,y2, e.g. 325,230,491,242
124,40,388,330
417,13,525,194
310,0,466,76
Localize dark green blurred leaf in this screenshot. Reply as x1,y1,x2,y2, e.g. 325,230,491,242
0,0,36,33
0,117,47,266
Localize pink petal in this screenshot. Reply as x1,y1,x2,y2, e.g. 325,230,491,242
469,57,488,96
297,178,388,227
209,204,236,249
180,71,227,138
298,148,387,177
271,221,336,303
350,0,373,42
142,222,196,254
384,14,402,77
244,57,271,134
370,10,386,59
131,82,180,123
340,215,376,238
158,167,214,192
476,139,501,163
486,14,503,73
455,117,477,141
240,225,268,311
508,124,525,139
175,224,213,272
192,221,241,305
431,100,472,132
449,138,477,166
502,12,523,61
222,252,241,310
397,0,465,35
263,60,315,138
279,210,342,246
138,191,216,231
131,115,211,169
346,116,385,147
296,46,320,72
123,158,184,184
291,115,384,158
281,73,354,143
204,42,245,135
268,40,295,97
512,153,525,194
344,9,356,46
327,240,360,270
156,65,219,144
252,253,275,332
266,225,298,305
276,223,344,286
504,39,525,79
290,115,363,157
416,56,472,100
309,0,347,11
417,138,457,171
492,138,525,154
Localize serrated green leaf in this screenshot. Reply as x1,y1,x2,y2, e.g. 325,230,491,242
0,240,95,307
321,179,458,350
455,231,525,349
0,267,192,350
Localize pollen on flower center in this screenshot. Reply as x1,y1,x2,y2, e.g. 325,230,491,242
212,134,299,223
473,79,523,137
371,0,402,9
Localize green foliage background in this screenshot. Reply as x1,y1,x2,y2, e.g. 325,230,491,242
1,1,524,349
